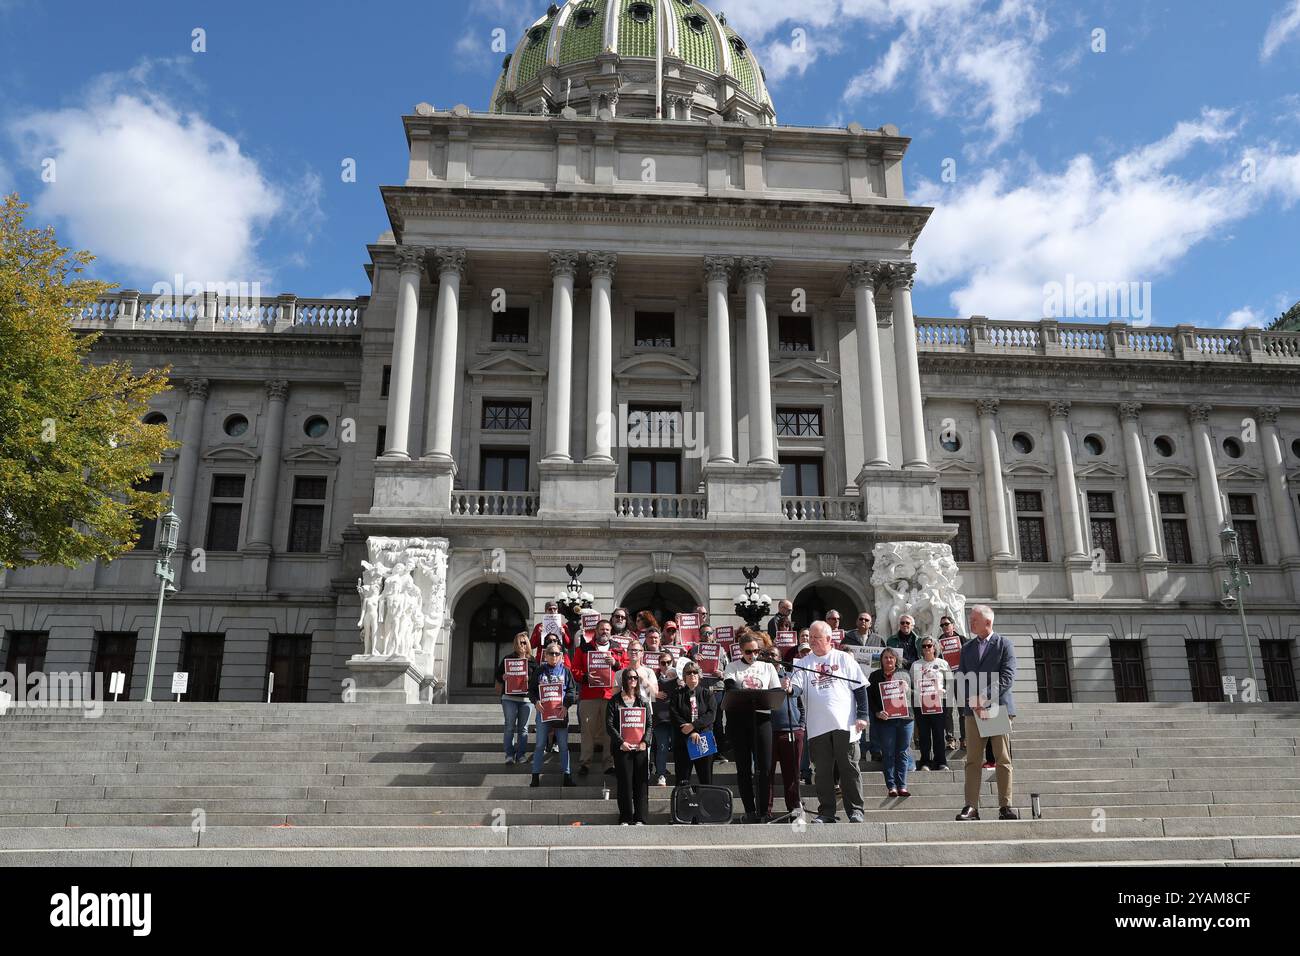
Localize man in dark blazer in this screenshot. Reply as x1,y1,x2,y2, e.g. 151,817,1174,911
954,605,1019,821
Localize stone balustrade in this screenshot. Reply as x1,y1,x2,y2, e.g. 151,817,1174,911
72,291,365,334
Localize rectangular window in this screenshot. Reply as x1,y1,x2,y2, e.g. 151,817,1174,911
482,400,531,431
205,475,246,552
1158,493,1193,563
1110,641,1149,702
627,404,681,445
634,311,675,348
778,315,814,352
375,425,387,459
181,633,225,702
1228,494,1262,565
4,631,48,676
287,476,328,553
492,307,530,344
92,632,137,700
1087,491,1121,563
942,488,975,563
1015,490,1049,562
380,365,391,398
132,473,165,550
628,453,681,495
1260,640,1298,702
267,634,312,703
775,407,823,438
779,456,824,497
1033,640,1072,703
480,450,529,492
1185,640,1222,702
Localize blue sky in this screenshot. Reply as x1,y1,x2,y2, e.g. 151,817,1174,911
1,0,1297,327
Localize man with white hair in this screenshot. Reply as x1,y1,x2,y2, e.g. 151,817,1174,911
788,620,871,824
954,604,1018,821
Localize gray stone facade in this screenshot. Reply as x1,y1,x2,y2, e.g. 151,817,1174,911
3,104,1298,706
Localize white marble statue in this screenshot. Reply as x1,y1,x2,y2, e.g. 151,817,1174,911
871,542,966,642
355,537,452,670
356,562,383,655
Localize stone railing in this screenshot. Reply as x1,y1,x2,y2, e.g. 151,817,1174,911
781,496,862,522
614,494,707,519
915,317,1297,364
72,291,365,333
450,491,539,517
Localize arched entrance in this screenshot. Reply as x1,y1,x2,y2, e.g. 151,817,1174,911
450,582,528,696
620,581,698,631
792,582,864,630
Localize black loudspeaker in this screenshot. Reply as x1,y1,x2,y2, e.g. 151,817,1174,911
670,783,734,825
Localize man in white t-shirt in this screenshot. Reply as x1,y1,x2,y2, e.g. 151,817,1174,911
789,621,871,823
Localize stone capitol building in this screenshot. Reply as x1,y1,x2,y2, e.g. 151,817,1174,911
3,0,1298,707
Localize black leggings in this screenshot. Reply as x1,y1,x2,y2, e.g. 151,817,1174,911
613,747,649,823
672,737,714,785
729,711,773,815
916,712,948,766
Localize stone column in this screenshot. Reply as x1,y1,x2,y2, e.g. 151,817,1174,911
543,251,580,462
849,261,889,469
383,245,426,459
1260,406,1300,559
246,379,289,552
172,378,209,555
1188,403,1226,561
888,262,929,468
423,247,466,461
977,399,1013,558
585,252,617,462
740,257,775,465
705,256,735,464
1050,401,1089,559
1118,402,1161,560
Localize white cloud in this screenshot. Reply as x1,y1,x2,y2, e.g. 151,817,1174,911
8,63,285,285
1223,307,1261,329
1262,0,1300,61
760,31,844,84
912,109,1300,323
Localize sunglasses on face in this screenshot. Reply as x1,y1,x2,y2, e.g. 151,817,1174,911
545,651,562,657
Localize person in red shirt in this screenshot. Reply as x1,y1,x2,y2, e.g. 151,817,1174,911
571,618,628,777
530,600,573,662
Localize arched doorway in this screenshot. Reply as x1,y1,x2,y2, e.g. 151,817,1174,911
450,582,528,696
620,581,698,631
792,582,864,631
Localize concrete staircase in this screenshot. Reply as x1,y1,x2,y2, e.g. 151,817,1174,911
1,701,1298,865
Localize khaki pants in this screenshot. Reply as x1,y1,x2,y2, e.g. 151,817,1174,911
579,698,613,771
964,715,1013,809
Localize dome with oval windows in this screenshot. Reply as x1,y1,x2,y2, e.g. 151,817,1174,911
490,0,776,125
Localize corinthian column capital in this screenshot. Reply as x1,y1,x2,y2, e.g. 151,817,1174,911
186,378,210,401
1187,403,1212,424
976,398,1000,418
1049,400,1071,420
703,256,734,284
847,261,884,291
434,247,467,277
1258,405,1280,426
1118,402,1143,422
738,257,771,285
586,251,617,281
886,261,917,290
395,245,427,275
549,250,581,279
265,379,289,402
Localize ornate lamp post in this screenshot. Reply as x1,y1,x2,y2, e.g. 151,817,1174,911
555,563,594,626
144,506,180,703
1219,526,1259,698
733,566,772,629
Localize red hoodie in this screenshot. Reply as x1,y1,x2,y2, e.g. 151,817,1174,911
571,640,629,701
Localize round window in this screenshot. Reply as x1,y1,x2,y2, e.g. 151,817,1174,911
730,35,747,55
304,416,330,438
143,412,168,427
574,8,595,28
1011,432,1034,455
528,26,547,45
1154,435,1175,458
1223,437,1243,459
629,2,653,23
940,433,961,453
685,13,706,33
224,414,249,438
1083,434,1105,456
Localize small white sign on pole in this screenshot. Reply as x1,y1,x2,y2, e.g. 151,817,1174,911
267,672,275,704
171,671,189,702
0,690,11,716
1221,675,1238,702
109,672,126,701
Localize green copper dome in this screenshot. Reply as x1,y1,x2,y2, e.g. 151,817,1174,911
491,0,775,125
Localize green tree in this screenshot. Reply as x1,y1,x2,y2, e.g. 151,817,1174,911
0,193,176,568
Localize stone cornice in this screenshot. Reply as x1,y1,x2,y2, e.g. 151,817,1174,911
382,187,929,242
918,352,1300,391
85,330,362,360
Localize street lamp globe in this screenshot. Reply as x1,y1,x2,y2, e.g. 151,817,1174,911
158,508,180,558
1219,525,1239,563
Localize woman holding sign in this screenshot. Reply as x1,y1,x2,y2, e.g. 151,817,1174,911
669,662,717,785
868,649,914,797
494,632,537,764
606,670,651,824
910,638,952,771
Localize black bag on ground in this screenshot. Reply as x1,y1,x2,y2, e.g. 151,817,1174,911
670,783,733,824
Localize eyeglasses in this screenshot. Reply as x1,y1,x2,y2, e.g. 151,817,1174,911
858,617,870,622
741,648,757,656
545,651,562,657
612,614,627,619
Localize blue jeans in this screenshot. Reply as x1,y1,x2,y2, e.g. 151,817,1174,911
501,697,531,760
879,719,914,791
652,723,673,777
532,721,570,774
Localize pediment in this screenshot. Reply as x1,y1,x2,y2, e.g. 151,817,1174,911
285,447,340,465
1075,462,1126,480
1004,461,1053,477
1218,464,1265,481
202,445,259,463
467,353,547,384
1148,463,1196,480
770,358,840,385
613,353,699,384
933,459,980,476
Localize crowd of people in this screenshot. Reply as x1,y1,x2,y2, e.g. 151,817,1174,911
494,599,1018,825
